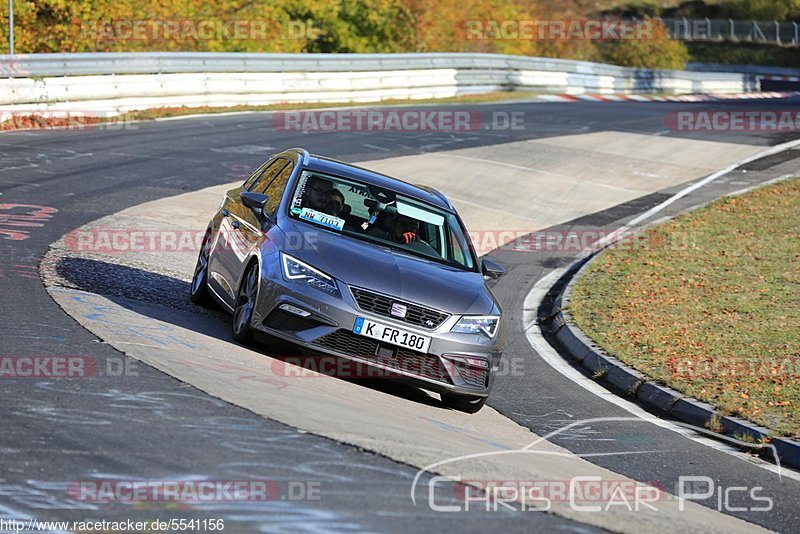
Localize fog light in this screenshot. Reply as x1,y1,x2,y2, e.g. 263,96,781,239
443,354,489,369
464,357,489,369
279,303,311,317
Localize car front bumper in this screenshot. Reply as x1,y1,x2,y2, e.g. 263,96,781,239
251,257,504,397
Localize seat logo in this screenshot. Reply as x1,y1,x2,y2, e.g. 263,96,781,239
390,302,407,319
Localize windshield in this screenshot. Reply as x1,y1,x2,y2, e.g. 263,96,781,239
288,170,476,271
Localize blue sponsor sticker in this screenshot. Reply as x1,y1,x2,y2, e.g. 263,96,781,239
353,317,365,335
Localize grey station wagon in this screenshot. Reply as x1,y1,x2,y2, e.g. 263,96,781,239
191,148,505,413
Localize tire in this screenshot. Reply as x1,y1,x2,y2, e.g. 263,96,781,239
190,230,214,307
441,393,487,414
232,261,259,344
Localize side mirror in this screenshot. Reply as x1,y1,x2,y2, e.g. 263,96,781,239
240,191,269,219
481,258,505,280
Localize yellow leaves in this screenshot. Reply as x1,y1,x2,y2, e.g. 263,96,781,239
596,16,688,69
0,0,694,65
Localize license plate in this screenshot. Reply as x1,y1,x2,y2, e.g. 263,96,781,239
353,317,431,353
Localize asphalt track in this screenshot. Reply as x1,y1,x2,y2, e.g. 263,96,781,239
1,97,800,532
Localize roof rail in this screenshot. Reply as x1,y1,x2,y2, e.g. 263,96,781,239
415,184,453,210
288,147,310,165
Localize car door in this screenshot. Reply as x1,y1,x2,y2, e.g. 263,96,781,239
208,157,289,306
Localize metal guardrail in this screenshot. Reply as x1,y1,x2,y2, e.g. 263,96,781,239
0,52,757,81
659,18,800,47
0,52,760,113
686,63,800,76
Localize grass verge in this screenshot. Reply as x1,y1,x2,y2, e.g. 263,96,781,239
569,177,800,438
0,91,539,131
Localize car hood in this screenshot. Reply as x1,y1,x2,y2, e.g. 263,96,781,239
275,220,496,315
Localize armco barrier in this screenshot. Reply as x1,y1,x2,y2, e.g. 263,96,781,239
0,52,760,114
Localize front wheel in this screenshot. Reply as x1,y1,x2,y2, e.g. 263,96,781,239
190,230,214,307
441,393,487,414
232,262,259,344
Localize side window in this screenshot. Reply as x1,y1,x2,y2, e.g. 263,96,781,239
243,161,270,190
425,222,442,253
449,228,467,266
247,158,287,192
261,162,295,216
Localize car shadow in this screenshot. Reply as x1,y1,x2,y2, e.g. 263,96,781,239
53,256,444,409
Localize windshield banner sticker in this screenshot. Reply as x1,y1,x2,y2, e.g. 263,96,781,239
299,208,345,231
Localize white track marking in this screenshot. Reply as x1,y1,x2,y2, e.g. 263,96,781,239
628,139,800,228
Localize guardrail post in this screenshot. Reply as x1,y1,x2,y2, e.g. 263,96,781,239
751,19,766,42
794,22,799,46
775,20,781,44
729,18,734,41
8,0,14,54
682,17,690,39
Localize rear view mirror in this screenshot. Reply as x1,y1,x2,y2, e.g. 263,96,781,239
364,198,397,214
240,191,270,220
481,258,505,279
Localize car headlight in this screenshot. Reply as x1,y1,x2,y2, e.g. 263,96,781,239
450,315,499,338
281,253,340,297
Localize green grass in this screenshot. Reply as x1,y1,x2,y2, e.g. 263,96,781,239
118,91,540,120
688,42,800,68
0,91,540,131
569,177,800,438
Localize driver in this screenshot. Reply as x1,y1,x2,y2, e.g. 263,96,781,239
391,215,419,244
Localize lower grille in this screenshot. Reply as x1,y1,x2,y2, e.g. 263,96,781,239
313,329,452,384
454,364,490,389
263,309,320,332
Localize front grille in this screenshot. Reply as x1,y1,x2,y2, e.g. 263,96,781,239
263,309,320,332
313,329,452,384
349,287,449,329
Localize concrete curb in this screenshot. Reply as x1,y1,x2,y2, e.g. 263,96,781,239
539,240,800,471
